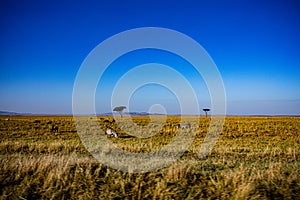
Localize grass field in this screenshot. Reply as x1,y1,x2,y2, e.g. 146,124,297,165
0,115,299,199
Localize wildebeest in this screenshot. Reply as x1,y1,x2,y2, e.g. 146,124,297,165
106,128,118,138
177,123,191,129
102,118,115,123
51,125,59,132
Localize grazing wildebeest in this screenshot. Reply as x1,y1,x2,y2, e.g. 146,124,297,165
51,125,59,132
102,118,115,123
178,123,191,129
106,128,118,138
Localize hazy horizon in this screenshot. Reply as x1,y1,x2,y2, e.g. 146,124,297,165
1,109,300,116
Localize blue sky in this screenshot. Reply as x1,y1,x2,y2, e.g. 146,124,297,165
0,0,299,115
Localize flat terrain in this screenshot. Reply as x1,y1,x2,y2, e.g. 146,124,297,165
0,115,299,199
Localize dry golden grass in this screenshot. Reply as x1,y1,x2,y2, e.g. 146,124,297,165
0,115,299,199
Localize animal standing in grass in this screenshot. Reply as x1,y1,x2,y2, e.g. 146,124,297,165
106,128,118,138
51,125,59,132
178,123,191,129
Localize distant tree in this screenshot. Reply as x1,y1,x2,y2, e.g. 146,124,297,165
113,106,126,118
203,108,210,117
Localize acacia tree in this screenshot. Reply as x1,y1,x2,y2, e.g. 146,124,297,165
113,106,126,118
203,108,210,117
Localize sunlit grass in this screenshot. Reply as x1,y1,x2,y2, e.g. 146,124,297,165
0,115,299,199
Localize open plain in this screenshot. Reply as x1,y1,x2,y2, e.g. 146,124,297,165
0,115,299,199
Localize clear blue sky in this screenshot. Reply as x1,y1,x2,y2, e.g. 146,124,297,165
0,0,299,115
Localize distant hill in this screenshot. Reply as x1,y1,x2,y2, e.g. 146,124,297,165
0,111,165,116
100,112,165,116
0,111,31,115
0,111,19,115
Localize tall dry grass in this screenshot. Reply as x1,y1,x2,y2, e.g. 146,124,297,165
0,116,299,199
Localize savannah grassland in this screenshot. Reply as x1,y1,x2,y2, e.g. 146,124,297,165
0,115,299,199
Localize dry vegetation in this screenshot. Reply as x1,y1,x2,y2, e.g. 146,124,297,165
0,115,299,199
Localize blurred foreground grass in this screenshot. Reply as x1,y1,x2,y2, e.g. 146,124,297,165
0,115,299,199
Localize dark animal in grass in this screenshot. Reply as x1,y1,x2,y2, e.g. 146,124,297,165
103,118,116,123
51,125,59,132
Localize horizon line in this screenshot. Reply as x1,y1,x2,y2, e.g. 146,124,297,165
1,113,299,117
